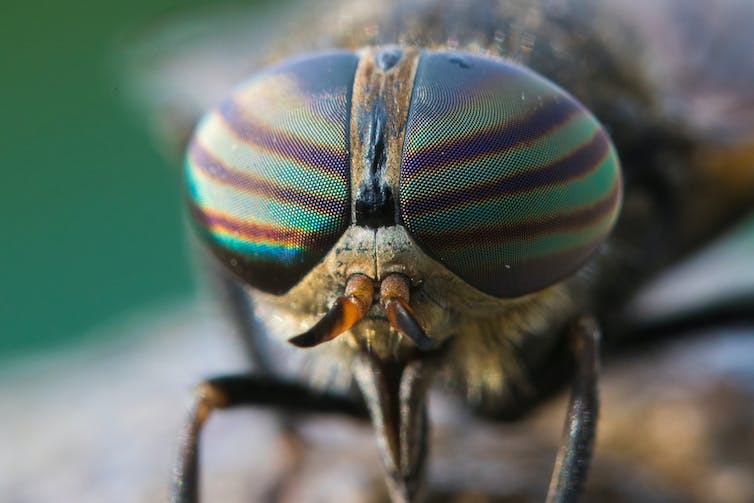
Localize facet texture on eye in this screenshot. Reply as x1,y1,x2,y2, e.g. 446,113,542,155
185,51,358,294
399,51,622,298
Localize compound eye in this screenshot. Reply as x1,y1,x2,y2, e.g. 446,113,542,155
186,52,358,294
399,52,622,298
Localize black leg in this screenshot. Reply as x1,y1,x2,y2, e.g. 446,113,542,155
171,374,368,503
545,316,600,503
617,302,754,347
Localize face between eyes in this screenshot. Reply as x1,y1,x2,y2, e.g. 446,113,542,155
185,47,622,303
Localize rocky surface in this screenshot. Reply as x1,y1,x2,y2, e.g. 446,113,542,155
2,304,753,502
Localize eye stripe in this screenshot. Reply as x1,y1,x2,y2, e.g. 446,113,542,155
401,111,601,187
404,60,558,146
402,97,579,178
189,204,342,253
405,181,620,251
188,142,346,215
402,128,611,217
217,99,349,173
186,151,346,234
402,145,618,231
191,205,305,247
194,112,349,191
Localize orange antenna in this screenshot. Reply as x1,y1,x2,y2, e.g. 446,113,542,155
289,274,375,348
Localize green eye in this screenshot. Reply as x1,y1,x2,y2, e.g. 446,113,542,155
399,52,622,297
185,51,358,294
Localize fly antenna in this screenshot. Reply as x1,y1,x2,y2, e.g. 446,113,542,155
289,274,375,348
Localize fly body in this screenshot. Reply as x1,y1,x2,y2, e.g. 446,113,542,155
153,0,754,501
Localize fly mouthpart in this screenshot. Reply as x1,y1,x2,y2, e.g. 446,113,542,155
288,272,435,350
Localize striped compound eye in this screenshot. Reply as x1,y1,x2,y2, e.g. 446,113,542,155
186,52,358,294
399,52,622,298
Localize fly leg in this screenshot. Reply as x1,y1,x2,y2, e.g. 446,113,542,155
171,374,368,503
545,315,600,503
208,266,313,499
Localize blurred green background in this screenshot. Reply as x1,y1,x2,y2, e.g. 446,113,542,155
0,0,262,359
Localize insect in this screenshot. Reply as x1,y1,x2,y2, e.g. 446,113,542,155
124,0,754,501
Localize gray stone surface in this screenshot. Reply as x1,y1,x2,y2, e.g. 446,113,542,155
2,303,753,502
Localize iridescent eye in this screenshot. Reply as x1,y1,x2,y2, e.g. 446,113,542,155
185,51,358,294
399,52,622,298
